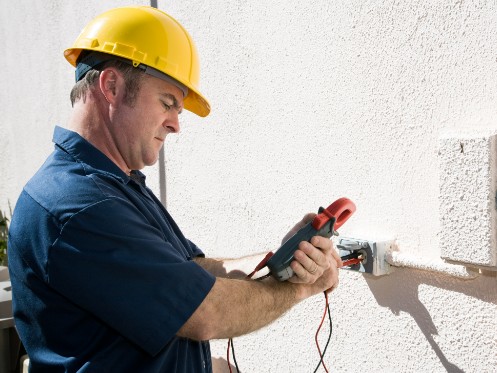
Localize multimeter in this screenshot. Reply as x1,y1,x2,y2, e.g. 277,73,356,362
266,197,356,281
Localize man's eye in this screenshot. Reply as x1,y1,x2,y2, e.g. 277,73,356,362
162,101,171,110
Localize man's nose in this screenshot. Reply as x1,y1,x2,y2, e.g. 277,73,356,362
164,113,180,133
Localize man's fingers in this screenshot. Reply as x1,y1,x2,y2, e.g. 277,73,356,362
287,235,342,287
294,247,323,275
288,260,309,283
326,277,340,293
310,236,343,267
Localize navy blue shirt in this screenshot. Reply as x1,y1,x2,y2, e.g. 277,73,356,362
8,126,216,372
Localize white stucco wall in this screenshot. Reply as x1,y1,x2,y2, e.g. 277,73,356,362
1,1,496,372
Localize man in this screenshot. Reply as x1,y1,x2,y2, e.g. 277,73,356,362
8,6,342,372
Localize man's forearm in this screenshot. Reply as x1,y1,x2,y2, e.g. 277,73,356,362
182,236,340,341
177,276,304,340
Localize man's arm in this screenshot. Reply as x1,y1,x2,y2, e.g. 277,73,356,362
177,275,299,340
178,234,340,341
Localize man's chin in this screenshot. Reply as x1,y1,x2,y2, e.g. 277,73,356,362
144,157,159,168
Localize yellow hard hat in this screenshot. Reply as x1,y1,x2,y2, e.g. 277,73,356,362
64,6,210,117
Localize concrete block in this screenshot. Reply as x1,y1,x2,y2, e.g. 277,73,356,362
438,130,497,267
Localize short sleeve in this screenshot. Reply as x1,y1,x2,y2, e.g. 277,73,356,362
48,197,216,356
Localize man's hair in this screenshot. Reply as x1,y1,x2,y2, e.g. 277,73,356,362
70,59,143,107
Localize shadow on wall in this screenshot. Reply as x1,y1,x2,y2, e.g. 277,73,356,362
365,268,497,373
212,357,237,373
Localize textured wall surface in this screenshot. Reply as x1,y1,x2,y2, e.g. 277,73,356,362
162,1,497,372
1,1,497,372
439,130,497,266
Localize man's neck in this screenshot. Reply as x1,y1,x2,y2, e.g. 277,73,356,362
68,97,131,176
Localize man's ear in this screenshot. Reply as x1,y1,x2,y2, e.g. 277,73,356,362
99,68,124,105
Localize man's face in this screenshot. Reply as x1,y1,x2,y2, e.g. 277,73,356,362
111,73,184,171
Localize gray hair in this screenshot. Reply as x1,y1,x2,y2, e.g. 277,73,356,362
69,59,144,107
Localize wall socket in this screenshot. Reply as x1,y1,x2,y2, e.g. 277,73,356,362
336,237,392,276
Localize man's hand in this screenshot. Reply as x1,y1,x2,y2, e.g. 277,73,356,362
283,214,343,294
181,213,344,340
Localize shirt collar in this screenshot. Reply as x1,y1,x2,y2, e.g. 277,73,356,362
53,126,146,185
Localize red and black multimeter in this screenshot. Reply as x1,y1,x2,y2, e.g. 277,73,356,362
266,197,356,281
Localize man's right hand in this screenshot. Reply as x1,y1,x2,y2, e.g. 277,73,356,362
288,234,342,299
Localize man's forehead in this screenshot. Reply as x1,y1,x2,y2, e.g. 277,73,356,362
143,74,183,103
142,65,188,98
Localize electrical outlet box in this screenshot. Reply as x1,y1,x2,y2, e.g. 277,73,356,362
336,237,392,276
